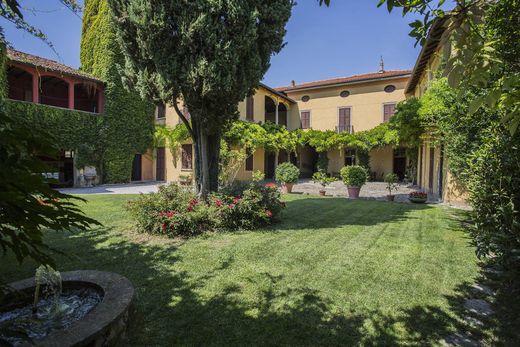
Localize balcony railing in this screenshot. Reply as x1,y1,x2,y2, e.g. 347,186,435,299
336,125,353,134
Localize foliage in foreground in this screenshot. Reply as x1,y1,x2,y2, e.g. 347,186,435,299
0,104,100,267
126,182,285,237
395,77,520,279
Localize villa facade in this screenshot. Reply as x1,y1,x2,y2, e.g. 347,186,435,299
142,69,411,184
405,17,467,204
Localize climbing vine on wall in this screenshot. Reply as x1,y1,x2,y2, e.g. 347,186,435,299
3,100,102,167
80,0,154,183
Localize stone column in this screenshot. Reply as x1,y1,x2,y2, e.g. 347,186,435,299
32,73,39,103
68,81,75,109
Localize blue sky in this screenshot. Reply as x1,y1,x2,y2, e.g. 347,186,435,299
1,0,421,88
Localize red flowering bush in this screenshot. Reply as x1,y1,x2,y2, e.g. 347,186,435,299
127,182,285,237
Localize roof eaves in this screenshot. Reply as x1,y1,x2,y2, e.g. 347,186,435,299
405,16,450,94
259,82,296,103
281,73,411,93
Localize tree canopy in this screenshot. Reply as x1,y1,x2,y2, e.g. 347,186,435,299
109,0,293,196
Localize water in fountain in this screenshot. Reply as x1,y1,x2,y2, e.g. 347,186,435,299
0,266,102,346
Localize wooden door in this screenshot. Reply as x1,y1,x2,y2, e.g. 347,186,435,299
131,154,142,181
156,147,165,181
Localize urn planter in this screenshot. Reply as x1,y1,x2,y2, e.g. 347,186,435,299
281,183,294,194
319,190,326,196
347,186,361,199
386,194,395,202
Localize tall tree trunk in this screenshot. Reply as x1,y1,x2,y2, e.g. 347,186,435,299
191,117,220,198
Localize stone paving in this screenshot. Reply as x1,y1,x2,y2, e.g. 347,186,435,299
60,179,427,202
292,179,424,203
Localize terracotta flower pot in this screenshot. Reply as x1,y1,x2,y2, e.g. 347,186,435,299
386,194,395,202
282,183,294,194
319,190,326,196
347,186,361,199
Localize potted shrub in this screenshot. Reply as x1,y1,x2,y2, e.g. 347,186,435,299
384,173,399,202
275,162,299,193
340,165,367,199
409,191,428,203
312,171,336,196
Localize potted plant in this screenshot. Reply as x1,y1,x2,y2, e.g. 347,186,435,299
384,173,399,201
409,191,428,203
340,165,367,199
275,162,300,193
312,171,336,196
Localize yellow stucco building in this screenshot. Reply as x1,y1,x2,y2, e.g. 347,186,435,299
138,69,413,185
405,16,467,204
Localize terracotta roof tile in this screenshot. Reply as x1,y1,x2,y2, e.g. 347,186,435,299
7,49,104,84
276,70,412,92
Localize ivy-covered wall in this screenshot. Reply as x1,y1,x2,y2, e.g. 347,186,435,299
3,100,102,167
81,0,154,183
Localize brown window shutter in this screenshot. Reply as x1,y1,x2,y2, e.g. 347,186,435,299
301,111,310,129
181,144,193,170
338,108,351,129
384,104,396,122
157,104,166,119
245,151,254,171
246,96,254,121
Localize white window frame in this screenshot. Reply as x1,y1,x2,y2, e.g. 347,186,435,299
300,109,312,129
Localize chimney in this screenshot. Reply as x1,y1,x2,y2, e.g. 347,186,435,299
291,80,296,87
379,56,385,73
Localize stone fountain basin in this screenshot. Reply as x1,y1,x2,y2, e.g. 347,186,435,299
1,270,134,347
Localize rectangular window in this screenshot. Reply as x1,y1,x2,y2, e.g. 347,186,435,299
338,107,351,133
383,103,396,122
181,144,193,170
156,103,166,119
246,96,254,121
345,149,356,166
245,151,253,171
300,111,311,129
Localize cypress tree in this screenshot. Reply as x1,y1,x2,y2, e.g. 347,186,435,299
109,0,293,196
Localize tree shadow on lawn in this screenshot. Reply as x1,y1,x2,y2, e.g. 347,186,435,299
275,197,434,230
9,226,484,346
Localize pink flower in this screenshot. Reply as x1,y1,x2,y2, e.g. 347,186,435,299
161,223,166,231
233,197,241,204
215,199,223,207
265,209,273,218
265,183,276,188
190,198,199,205
187,206,193,212
228,204,235,209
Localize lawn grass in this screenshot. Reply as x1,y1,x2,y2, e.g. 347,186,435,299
1,194,481,346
